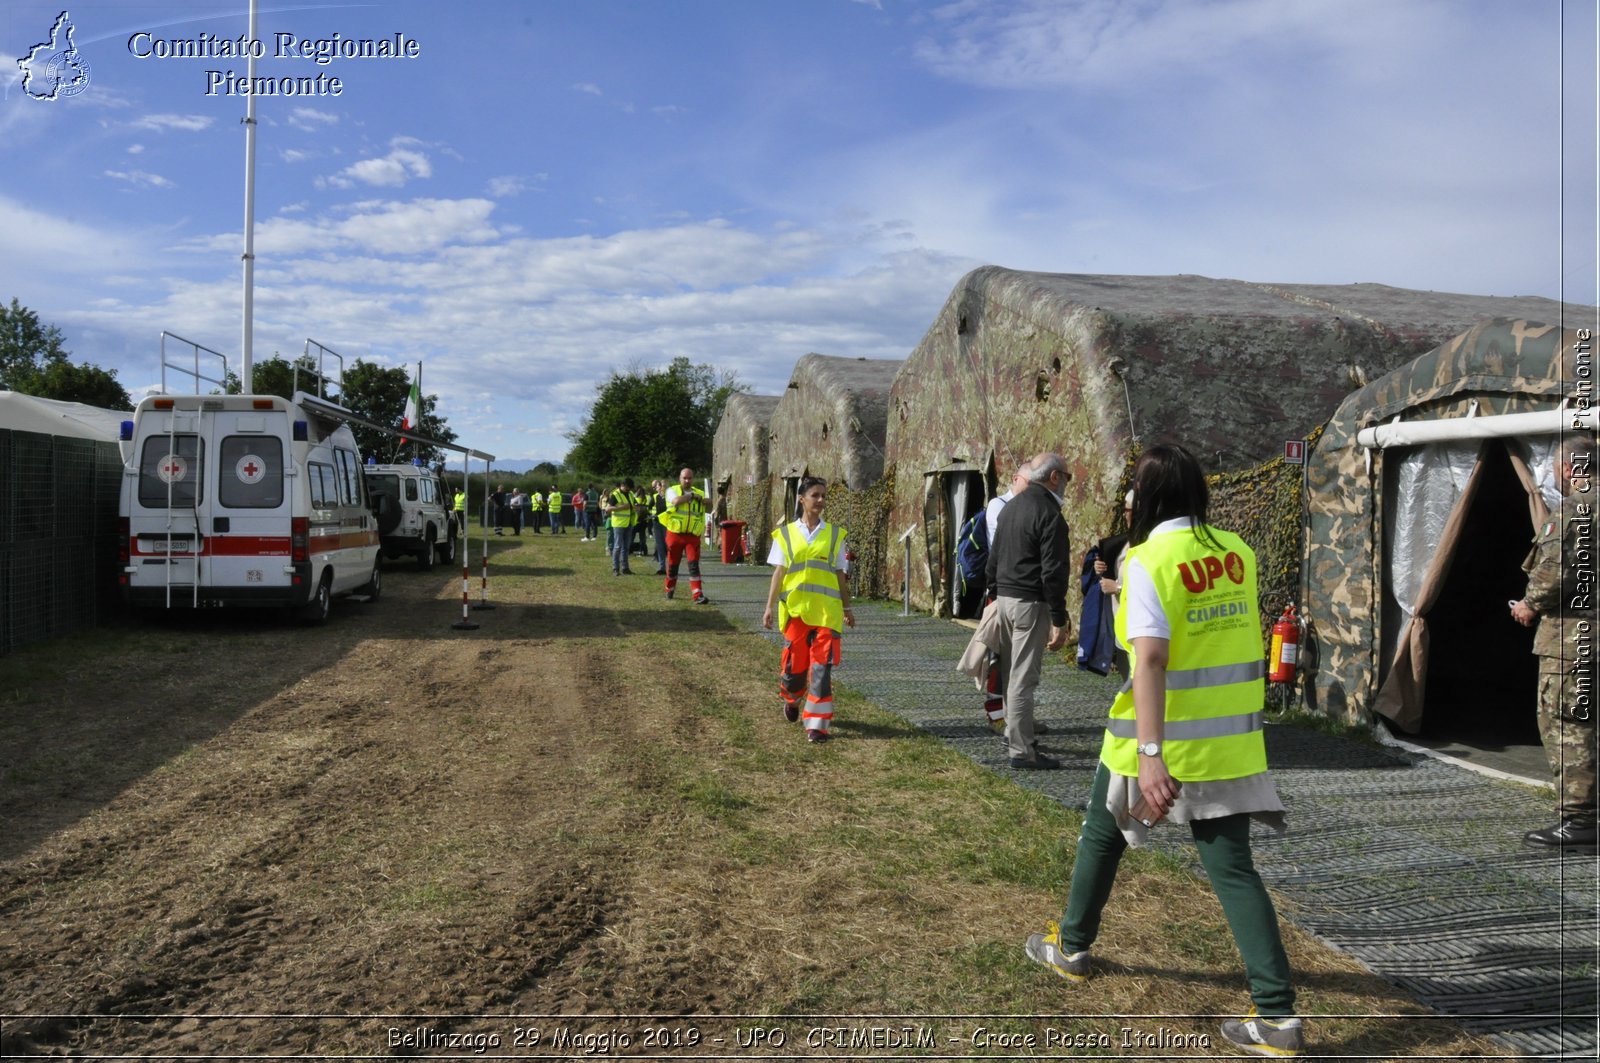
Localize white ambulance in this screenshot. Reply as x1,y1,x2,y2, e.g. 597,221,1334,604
118,391,382,622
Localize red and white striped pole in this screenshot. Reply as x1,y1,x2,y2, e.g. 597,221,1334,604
451,546,478,628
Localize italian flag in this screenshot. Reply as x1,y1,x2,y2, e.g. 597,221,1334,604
401,367,421,431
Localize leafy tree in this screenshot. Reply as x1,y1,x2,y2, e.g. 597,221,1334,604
566,357,745,476
0,297,132,408
29,359,133,408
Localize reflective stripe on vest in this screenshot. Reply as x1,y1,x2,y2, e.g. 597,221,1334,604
775,521,844,630
609,490,636,527
1101,525,1266,782
661,487,708,535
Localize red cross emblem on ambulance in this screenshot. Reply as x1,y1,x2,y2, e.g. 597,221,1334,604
157,454,188,483
235,454,266,485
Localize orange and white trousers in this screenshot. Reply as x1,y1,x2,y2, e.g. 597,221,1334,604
780,617,841,736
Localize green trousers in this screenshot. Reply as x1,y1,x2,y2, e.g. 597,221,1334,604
1058,762,1296,1017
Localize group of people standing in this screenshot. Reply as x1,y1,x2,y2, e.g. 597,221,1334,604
488,485,576,536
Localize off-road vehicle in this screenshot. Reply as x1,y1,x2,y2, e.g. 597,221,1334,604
364,460,458,569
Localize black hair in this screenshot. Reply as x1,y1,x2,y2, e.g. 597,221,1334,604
1128,443,1223,550
798,476,827,494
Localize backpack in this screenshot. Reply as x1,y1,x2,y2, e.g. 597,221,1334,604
954,506,993,605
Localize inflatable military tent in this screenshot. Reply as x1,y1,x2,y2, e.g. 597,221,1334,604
1301,318,1598,749
884,267,1574,617
710,392,779,532
763,353,902,597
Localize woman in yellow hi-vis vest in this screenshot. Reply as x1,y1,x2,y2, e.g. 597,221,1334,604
761,477,854,743
1023,444,1302,1058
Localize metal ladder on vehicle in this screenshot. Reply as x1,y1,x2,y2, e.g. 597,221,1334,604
161,408,201,609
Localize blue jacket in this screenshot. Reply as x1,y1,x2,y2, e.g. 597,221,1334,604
1076,545,1115,675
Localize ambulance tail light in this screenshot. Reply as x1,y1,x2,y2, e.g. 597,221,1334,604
118,517,130,565
291,517,310,562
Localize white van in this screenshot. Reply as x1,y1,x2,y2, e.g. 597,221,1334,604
118,391,382,622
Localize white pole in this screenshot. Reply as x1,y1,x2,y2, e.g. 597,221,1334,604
240,0,259,394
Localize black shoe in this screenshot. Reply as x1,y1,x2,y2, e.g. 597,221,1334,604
1034,721,1051,735
1525,819,1598,850
655,568,666,575
1009,753,1062,770
694,595,711,605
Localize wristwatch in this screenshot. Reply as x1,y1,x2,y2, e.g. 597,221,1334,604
1137,741,1162,757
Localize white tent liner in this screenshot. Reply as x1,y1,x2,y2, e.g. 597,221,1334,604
0,391,128,441
1357,403,1599,448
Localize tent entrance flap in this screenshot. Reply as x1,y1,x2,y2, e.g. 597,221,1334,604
922,459,991,619
1375,439,1539,741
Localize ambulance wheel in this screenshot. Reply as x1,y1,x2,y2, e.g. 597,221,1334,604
359,557,382,601
418,529,437,570
438,526,457,565
297,574,332,625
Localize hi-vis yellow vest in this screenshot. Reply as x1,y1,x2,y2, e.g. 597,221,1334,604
547,491,562,512
1101,525,1266,782
528,493,544,511
660,487,708,535
608,489,637,527
774,520,845,630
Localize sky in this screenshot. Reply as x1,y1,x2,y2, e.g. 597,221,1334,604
2,0,1597,470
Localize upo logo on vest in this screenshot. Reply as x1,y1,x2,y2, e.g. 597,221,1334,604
1177,552,1247,593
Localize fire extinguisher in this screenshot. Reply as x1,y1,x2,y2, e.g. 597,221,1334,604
1268,604,1301,683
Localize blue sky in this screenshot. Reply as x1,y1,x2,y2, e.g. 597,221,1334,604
3,0,1596,469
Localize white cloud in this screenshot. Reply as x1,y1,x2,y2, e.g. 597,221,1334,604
131,113,213,132
104,169,175,189
127,144,145,154
287,107,339,131
572,82,603,95
321,138,433,189
280,148,313,164
486,175,529,197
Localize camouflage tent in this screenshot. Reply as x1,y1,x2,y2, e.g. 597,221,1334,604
710,393,779,537
885,266,1575,617
1302,318,1597,738
763,351,900,520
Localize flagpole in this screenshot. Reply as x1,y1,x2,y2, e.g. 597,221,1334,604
240,0,259,393
414,360,421,463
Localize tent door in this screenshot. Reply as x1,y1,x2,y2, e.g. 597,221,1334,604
1381,439,1539,748
1416,440,1538,744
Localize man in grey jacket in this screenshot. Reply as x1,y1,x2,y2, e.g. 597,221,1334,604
984,452,1072,769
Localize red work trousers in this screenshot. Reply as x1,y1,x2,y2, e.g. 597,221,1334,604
780,617,841,735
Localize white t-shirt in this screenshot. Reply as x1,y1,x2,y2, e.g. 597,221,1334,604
1119,517,1206,641
767,519,849,572
984,490,1015,545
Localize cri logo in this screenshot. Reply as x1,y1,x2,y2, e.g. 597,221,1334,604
1178,552,1247,593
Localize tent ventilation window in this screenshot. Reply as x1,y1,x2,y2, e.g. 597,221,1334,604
1036,370,1052,402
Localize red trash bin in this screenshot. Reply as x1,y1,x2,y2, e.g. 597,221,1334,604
720,521,746,564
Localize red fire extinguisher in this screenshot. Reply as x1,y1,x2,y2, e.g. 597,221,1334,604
1268,604,1301,683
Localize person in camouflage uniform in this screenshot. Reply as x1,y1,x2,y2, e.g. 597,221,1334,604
1511,434,1598,850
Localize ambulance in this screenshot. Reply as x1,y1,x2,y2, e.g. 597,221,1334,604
118,391,382,622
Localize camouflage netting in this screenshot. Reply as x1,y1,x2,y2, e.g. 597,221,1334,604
1303,318,1594,725
731,476,776,555
823,467,896,601
884,266,1582,615
1208,422,1325,639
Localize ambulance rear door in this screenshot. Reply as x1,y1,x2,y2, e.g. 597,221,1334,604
203,407,295,597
